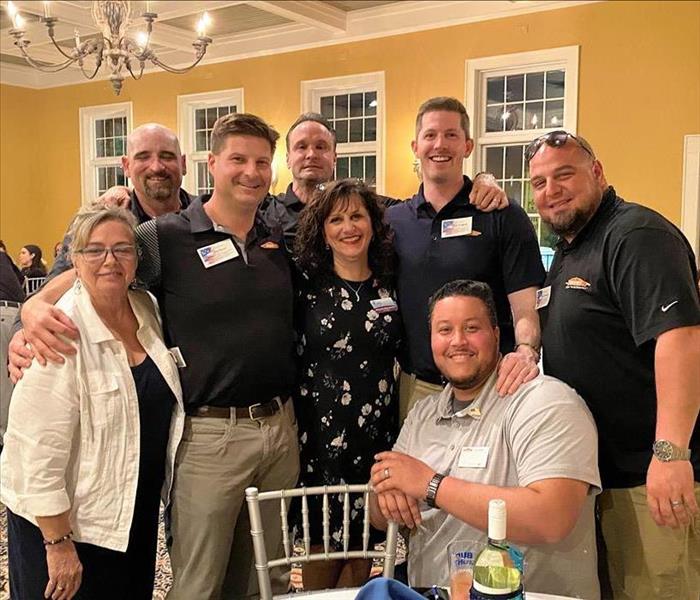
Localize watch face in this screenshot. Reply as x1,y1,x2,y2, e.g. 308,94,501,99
653,440,673,461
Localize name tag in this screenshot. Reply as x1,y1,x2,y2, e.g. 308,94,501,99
169,346,187,368
536,286,551,310
441,217,473,238
370,297,398,313
197,239,239,268
458,446,489,468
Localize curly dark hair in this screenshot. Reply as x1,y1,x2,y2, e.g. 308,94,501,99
294,179,395,287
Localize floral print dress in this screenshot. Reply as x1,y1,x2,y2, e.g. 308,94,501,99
293,272,402,549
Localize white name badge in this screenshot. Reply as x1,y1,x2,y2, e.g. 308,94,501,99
441,217,473,238
536,285,551,310
370,297,398,313
169,346,187,368
458,446,489,469
197,239,239,269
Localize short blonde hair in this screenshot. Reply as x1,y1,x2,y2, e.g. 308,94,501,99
69,203,137,256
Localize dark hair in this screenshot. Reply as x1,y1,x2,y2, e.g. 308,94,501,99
23,244,44,272
210,113,280,155
428,280,498,328
0,240,6,252
285,112,336,151
415,96,471,139
294,179,395,286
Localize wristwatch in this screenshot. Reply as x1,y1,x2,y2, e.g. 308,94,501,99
426,473,446,508
652,440,691,462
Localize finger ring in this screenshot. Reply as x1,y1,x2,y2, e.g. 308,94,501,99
57,586,65,591
671,499,683,507
384,467,390,480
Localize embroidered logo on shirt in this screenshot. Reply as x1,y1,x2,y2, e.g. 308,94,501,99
661,300,679,312
565,276,591,290
260,241,280,249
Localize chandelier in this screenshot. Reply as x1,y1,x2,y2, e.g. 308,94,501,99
6,1,212,95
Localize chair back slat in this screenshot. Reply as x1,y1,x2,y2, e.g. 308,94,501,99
342,489,350,555
362,490,371,552
246,484,398,600
279,494,291,560
322,489,330,555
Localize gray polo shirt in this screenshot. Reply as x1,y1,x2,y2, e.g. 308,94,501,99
396,370,601,600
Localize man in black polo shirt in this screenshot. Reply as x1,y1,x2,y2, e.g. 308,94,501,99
260,111,509,246
260,112,336,245
386,97,545,421
136,113,299,599
8,123,192,373
528,130,700,600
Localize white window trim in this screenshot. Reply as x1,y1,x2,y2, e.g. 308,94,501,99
301,71,385,193
464,46,579,176
79,101,133,205
681,134,700,256
177,88,244,194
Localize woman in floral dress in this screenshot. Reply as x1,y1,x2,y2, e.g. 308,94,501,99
293,179,402,589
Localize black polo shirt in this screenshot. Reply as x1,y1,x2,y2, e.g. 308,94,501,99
540,187,700,488
136,195,296,410
386,176,545,383
260,185,305,249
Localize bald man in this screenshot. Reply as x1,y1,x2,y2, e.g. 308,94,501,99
49,123,192,278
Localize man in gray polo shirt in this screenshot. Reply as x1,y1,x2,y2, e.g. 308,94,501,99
370,280,601,599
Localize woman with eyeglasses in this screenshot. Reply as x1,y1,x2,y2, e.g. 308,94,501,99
293,179,402,589
1,205,184,600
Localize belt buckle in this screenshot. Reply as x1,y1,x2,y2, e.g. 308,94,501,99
248,402,264,421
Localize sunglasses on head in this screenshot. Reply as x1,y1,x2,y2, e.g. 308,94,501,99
525,130,595,162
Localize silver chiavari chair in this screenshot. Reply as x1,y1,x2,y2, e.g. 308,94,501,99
246,484,399,600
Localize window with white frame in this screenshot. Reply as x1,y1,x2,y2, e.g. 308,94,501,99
301,72,384,192
79,102,132,204
466,47,579,252
178,89,244,196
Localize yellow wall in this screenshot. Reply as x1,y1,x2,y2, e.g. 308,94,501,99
1,0,699,258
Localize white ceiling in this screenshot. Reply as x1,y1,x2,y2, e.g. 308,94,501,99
0,1,596,90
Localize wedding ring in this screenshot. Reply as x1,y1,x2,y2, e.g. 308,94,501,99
384,467,390,480
57,586,65,591
671,499,683,508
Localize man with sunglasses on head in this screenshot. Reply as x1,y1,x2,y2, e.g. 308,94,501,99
528,130,700,600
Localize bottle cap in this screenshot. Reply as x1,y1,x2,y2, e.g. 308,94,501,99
488,498,506,541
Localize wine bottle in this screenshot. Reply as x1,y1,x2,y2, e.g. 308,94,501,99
469,499,524,600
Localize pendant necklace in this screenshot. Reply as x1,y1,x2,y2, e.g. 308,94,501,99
340,278,365,302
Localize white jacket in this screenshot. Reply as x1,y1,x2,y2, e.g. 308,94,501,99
1,282,184,552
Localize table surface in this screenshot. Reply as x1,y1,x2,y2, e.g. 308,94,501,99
278,588,576,600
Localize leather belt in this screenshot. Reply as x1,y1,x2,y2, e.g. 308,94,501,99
0,300,22,308
187,396,287,420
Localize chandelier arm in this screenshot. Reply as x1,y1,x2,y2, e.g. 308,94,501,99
126,60,145,80
79,55,103,80
147,52,207,75
46,30,79,61
15,45,77,72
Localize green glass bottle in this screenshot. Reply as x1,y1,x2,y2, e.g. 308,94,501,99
469,499,524,600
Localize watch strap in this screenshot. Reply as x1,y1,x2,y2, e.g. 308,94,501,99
426,473,446,508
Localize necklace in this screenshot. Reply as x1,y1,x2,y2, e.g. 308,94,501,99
340,278,365,302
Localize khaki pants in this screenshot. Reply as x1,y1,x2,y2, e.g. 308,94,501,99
398,372,444,424
167,400,300,600
598,483,700,600
1,303,20,443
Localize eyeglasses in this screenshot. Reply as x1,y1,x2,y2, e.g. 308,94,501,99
525,130,596,163
75,244,137,264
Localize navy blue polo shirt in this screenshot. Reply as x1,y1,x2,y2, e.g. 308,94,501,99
136,195,296,409
540,187,700,488
386,176,545,383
